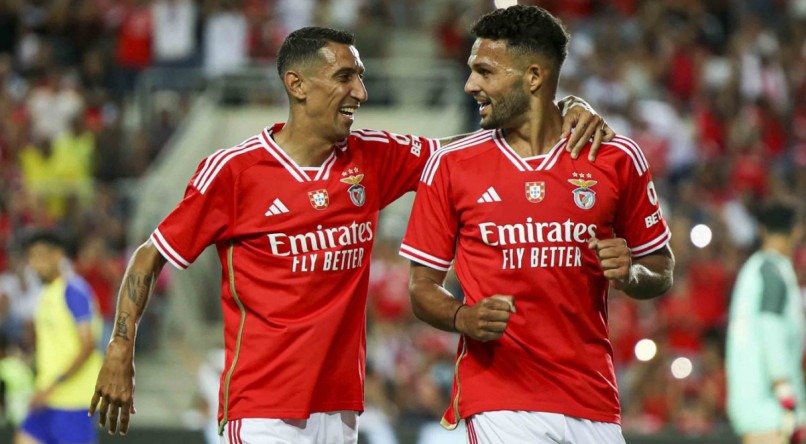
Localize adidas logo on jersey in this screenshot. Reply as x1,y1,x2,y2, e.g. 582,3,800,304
477,187,502,203
265,198,290,216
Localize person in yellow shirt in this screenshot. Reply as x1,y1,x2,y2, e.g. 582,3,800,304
17,230,102,444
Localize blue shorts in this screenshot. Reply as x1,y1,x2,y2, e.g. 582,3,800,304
21,407,96,444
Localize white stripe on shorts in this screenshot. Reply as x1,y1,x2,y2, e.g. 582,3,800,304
220,411,358,444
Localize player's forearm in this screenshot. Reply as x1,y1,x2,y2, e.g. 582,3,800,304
408,263,463,332
110,240,166,347
759,313,791,380
619,249,674,300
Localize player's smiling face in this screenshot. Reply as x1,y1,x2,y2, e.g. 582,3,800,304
465,38,530,130
305,43,367,141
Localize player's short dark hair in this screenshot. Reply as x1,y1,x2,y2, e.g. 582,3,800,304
21,228,69,253
757,202,798,234
471,5,569,70
276,27,355,77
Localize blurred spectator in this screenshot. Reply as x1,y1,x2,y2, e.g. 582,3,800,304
74,236,124,348
17,230,101,444
113,0,153,95
202,0,248,78
0,332,34,428
152,0,198,67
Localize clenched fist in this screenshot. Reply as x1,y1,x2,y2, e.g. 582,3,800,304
588,237,632,289
455,295,516,342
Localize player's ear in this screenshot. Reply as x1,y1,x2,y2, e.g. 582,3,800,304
284,70,306,101
526,63,545,94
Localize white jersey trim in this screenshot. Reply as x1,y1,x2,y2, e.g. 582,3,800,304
536,136,570,171
399,244,452,271
421,131,492,185
601,136,648,176
630,226,671,257
193,138,262,194
151,229,191,270
492,130,531,171
314,152,337,180
259,128,338,182
351,132,388,143
613,135,649,171
491,131,568,172
350,129,439,159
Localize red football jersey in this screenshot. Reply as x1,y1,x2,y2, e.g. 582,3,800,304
400,130,670,426
151,123,436,422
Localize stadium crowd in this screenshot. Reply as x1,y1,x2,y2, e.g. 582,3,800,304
0,0,803,438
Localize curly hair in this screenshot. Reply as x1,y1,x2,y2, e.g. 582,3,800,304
471,5,569,69
276,27,355,77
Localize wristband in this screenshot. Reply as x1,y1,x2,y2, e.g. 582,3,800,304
452,304,467,332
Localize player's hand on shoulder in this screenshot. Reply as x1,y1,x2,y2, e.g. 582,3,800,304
588,237,631,288
89,340,137,436
456,295,515,342
558,96,615,161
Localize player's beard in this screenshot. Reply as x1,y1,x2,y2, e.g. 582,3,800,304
479,85,530,130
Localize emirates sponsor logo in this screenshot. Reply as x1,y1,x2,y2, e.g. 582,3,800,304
267,221,373,256
478,218,596,247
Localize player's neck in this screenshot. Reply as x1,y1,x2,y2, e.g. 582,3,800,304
761,236,792,257
502,101,563,158
272,119,335,167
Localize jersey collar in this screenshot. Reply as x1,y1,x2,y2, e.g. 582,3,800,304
492,129,568,172
259,123,338,182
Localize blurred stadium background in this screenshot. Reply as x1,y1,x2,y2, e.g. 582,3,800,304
0,0,804,442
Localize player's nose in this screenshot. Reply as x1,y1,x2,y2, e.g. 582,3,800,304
351,77,368,103
464,73,481,96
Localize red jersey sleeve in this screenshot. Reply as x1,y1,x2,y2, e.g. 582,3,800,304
150,156,235,269
399,152,457,271
610,136,671,257
351,129,438,208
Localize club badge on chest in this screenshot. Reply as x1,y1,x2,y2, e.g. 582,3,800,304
568,172,597,210
341,167,366,207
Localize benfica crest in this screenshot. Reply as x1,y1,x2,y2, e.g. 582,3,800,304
525,181,545,203
568,177,598,210
340,168,366,207
308,189,329,210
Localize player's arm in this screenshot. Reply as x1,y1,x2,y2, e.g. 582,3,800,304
408,262,515,342
756,261,797,412
89,240,166,436
588,241,674,300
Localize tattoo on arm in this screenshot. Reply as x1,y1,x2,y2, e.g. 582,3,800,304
115,312,131,341
125,273,155,310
